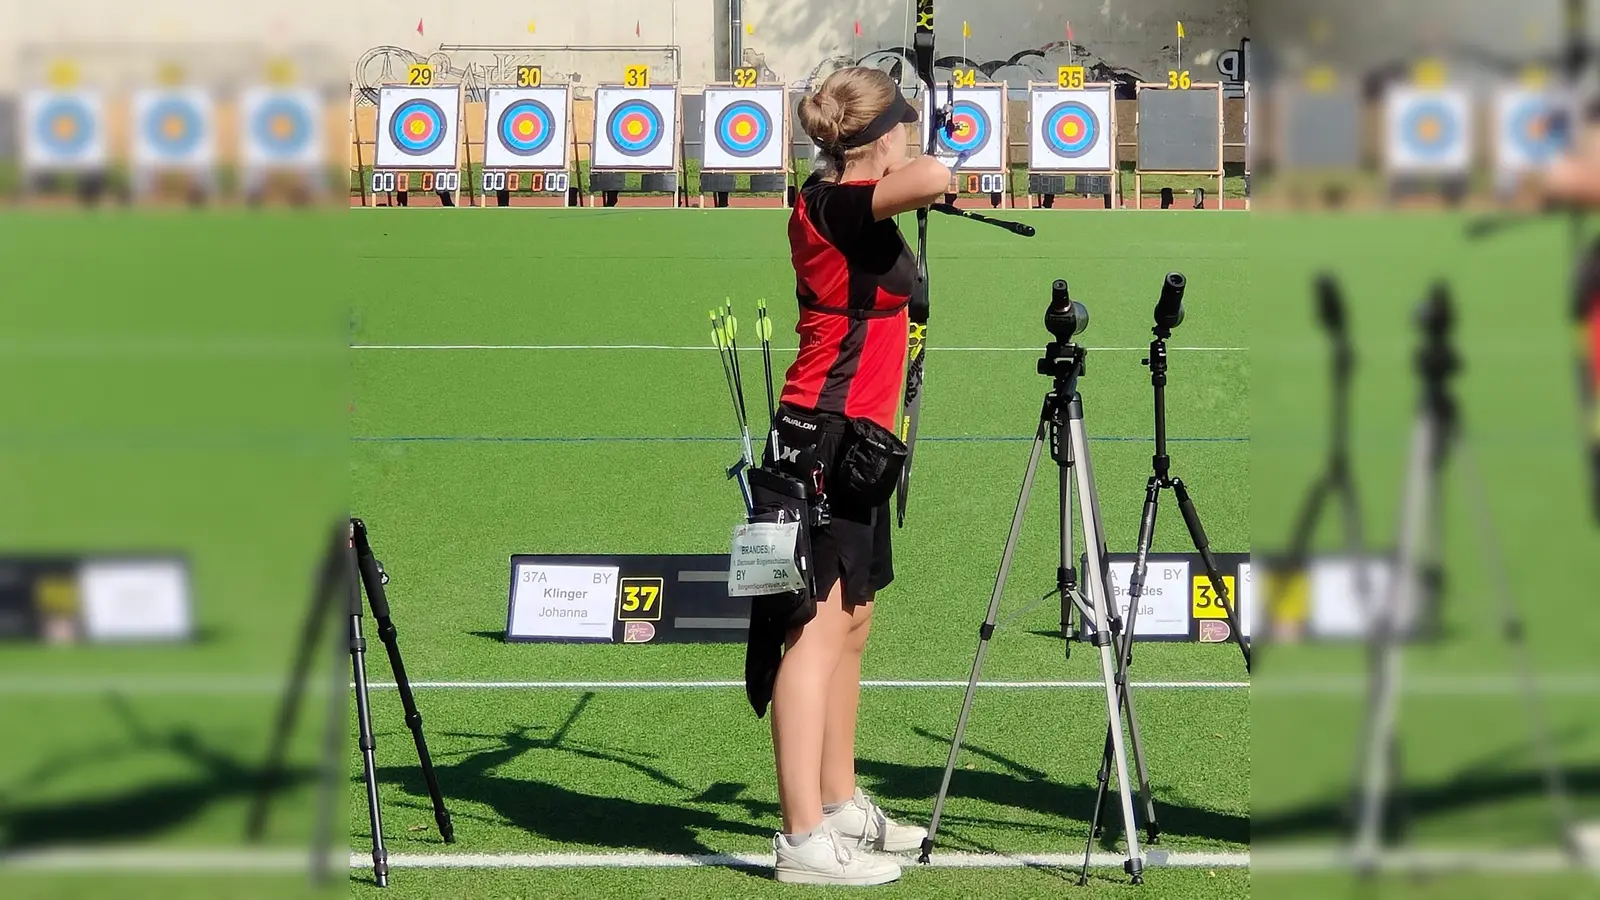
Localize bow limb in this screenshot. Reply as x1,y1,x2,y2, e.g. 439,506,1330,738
896,0,940,527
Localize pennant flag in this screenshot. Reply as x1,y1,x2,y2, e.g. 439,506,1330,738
527,20,536,34
1177,21,1186,39
854,20,862,37
636,20,641,37
1067,22,1074,42
416,17,424,36
963,21,971,38
745,22,754,35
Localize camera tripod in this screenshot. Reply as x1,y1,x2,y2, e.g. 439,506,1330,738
247,517,454,887
1350,284,1585,871
920,281,1147,883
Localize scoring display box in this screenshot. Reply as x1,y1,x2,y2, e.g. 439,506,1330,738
480,169,571,194
370,169,461,195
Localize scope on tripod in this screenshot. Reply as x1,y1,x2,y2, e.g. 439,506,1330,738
1154,272,1186,333
1417,280,1454,339
1045,279,1090,340
1315,273,1346,336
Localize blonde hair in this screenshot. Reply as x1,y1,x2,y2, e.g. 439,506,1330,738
797,67,901,177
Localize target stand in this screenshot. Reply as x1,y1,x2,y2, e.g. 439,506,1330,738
589,84,684,208
480,82,578,208
696,82,790,209
925,82,1013,209
371,83,464,208
1025,81,1119,209
1133,81,1226,210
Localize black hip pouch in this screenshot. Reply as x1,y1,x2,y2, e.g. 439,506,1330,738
745,466,818,607
836,417,909,508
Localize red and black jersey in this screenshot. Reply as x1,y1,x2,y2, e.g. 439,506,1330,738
780,173,915,431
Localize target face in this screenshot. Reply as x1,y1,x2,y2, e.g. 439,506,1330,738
375,86,461,169
255,99,311,155
1043,101,1099,158
146,98,202,156
701,86,786,171
1385,87,1471,174
1029,86,1114,172
22,90,106,171
1401,101,1457,158
1496,88,1573,173
132,88,215,169
239,88,322,169
939,101,991,155
498,99,556,156
592,86,680,170
714,100,773,158
391,98,448,156
607,99,665,156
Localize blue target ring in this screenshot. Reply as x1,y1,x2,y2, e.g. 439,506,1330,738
606,99,665,157
389,97,448,156
144,97,203,157
1043,100,1099,158
1401,100,1459,158
35,97,93,156
1509,98,1567,163
252,97,312,157
497,98,556,156
939,100,989,155
714,100,773,158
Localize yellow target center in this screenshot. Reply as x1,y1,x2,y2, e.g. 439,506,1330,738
518,120,534,136
162,115,185,138
1417,117,1440,141
1064,121,1080,138
1527,116,1548,139
270,115,293,139
627,121,643,137
53,116,76,139
409,120,427,136
955,122,971,136
735,121,751,137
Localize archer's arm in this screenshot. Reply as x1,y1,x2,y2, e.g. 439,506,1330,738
1543,123,1600,206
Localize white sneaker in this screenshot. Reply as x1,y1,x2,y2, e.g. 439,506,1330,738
824,788,928,853
772,825,902,885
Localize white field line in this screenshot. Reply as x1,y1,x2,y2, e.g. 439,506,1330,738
350,343,1247,352
362,850,1249,871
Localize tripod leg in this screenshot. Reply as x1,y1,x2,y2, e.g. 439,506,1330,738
1059,445,1077,647
921,418,1050,864
248,524,345,840
1459,443,1584,860
1067,399,1142,884
1353,414,1432,868
352,518,455,844
1171,479,1253,672
1089,478,1165,851
349,548,389,887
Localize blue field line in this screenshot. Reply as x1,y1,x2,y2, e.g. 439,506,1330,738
351,434,1248,444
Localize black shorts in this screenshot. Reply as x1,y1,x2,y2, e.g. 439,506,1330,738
765,404,895,605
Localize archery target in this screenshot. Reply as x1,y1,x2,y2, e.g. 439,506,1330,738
922,84,1004,171
21,89,106,171
1029,85,1113,172
702,86,786,170
375,85,461,169
1385,87,1472,174
132,87,215,170
240,87,323,169
593,85,679,170
484,86,570,168
1495,86,1574,174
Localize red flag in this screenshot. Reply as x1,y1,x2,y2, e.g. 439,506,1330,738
854,20,862,37
1066,22,1074,42
415,18,424,36
635,20,641,37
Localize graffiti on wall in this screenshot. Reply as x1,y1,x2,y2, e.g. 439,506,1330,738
802,40,1146,98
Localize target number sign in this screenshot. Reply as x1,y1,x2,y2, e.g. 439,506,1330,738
624,65,651,88
1058,67,1086,89
1168,70,1193,90
408,64,434,87
734,67,760,88
517,66,543,88
953,68,979,89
